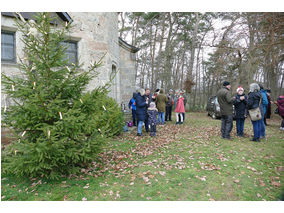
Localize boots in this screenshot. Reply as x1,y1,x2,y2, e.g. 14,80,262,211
250,138,260,142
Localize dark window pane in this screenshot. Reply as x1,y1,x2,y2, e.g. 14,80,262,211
66,53,76,64
61,41,77,64
1,31,15,62
68,43,76,51
2,46,14,60
2,33,14,44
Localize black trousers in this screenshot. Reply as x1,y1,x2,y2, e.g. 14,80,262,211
145,115,149,132
221,115,233,139
165,105,172,121
150,124,156,135
132,109,136,126
281,116,284,128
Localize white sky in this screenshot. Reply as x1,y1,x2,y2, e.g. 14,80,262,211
1,0,283,12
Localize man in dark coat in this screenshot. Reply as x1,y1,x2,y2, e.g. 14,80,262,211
136,88,148,136
144,88,153,132
264,89,272,125
217,81,235,139
233,86,247,137
165,89,174,122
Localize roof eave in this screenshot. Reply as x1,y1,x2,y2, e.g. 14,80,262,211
118,37,140,53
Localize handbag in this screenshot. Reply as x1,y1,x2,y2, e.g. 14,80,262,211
248,97,262,121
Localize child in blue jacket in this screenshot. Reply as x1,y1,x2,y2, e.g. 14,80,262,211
128,93,137,126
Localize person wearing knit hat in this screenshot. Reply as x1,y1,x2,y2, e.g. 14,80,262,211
166,89,174,122
223,81,230,87
236,86,244,93
147,102,158,136
175,92,185,125
233,86,247,137
217,81,235,140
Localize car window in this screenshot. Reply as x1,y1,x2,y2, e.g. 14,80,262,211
215,98,219,105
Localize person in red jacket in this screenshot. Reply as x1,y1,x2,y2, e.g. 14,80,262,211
275,95,284,130
175,91,185,125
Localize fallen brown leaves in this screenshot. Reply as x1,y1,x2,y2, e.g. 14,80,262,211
233,179,240,184
247,166,257,172
259,180,266,187
77,125,184,179
216,153,228,162
195,176,207,181
270,176,281,187
199,162,221,171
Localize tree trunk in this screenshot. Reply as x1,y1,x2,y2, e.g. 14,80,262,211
151,23,158,90
187,12,199,80
154,13,166,90
163,12,173,91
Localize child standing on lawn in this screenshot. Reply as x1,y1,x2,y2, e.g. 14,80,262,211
147,102,158,136
175,91,185,125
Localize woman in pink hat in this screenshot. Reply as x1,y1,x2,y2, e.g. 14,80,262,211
233,86,247,137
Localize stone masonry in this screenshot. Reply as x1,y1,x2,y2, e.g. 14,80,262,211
1,12,139,108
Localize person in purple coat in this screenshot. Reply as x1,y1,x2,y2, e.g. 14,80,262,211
275,95,284,130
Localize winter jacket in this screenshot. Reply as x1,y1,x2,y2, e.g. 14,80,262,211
233,94,247,119
175,97,185,113
145,93,153,108
174,95,179,109
183,95,187,107
147,109,158,125
135,92,147,122
128,97,136,110
276,96,284,117
166,94,174,107
247,91,264,116
266,94,271,118
260,89,268,115
156,89,168,112
217,87,234,116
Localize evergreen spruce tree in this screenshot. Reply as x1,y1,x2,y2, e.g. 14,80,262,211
1,12,124,179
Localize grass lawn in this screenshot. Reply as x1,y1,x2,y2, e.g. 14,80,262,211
1,112,284,201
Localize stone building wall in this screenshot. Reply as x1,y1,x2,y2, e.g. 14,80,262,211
64,12,121,103
1,12,123,105
119,43,137,108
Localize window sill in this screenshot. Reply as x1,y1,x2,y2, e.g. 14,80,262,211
1,62,18,67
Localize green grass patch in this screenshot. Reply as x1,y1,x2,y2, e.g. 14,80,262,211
2,112,283,201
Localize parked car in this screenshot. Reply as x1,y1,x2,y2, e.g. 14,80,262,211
206,96,221,119
206,96,236,119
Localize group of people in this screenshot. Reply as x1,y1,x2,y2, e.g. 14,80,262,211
128,88,187,137
128,82,284,140
217,81,284,142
